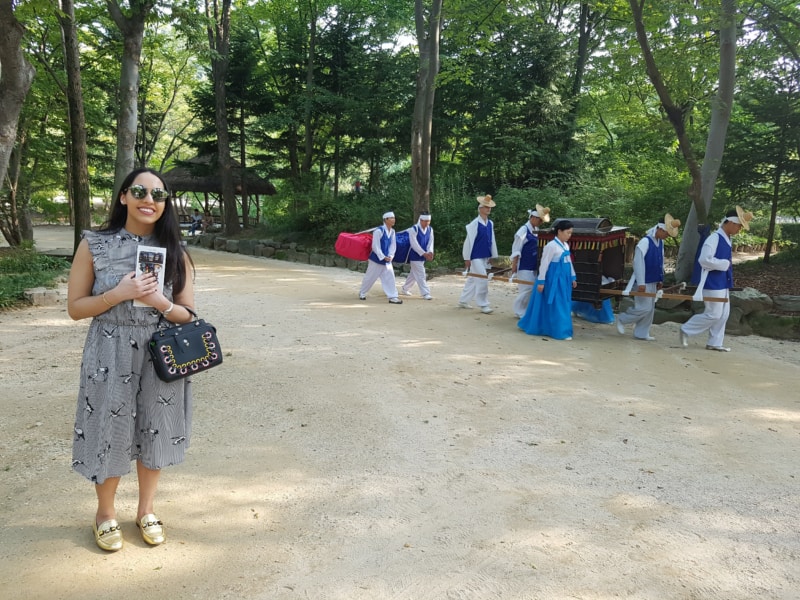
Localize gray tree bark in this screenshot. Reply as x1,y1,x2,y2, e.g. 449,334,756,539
107,0,154,196
410,0,443,220
206,0,238,237
58,0,92,252
675,0,737,281
0,0,36,246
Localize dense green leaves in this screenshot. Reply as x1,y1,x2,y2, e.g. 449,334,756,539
3,0,799,254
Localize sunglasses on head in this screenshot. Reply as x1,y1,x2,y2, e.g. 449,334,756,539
126,184,170,202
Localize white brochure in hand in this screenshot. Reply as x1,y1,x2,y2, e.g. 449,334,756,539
134,245,167,307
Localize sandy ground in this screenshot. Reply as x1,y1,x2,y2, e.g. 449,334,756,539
1,226,799,600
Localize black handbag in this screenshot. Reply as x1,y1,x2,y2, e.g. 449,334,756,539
148,309,222,381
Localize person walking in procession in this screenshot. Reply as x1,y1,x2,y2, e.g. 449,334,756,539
401,213,435,300
510,205,550,318
67,168,196,552
359,211,403,304
680,206,753,352
615,214,681,341
518,219,577,340
459,195,499,314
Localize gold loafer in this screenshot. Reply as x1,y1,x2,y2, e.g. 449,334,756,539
93,519,123,552
137,514,165,545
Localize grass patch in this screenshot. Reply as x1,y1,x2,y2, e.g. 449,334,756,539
0,248,70,309
747,312,800,341
736,245,799,274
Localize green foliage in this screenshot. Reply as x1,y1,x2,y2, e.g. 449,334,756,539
32,200,70,224
781,223,800,245
746,312,800,341
0,249,70,309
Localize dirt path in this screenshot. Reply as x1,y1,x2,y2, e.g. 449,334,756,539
1,226,798,599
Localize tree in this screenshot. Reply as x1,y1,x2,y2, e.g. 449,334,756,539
0,0,36,246
205,0,238,236
629,0,738,281
57,0,91,251
411,0,442,218
106,0,156,195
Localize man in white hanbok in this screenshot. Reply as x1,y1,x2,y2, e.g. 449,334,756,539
359,212,403,304
510,204,550,318
615,214,680,341
459,195,499,314
680,206,753,351
401,214,435,299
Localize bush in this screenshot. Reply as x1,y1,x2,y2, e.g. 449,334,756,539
781,223,800,245
0,249,70,309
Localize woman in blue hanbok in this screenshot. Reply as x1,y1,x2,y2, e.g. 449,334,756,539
518,220,577,340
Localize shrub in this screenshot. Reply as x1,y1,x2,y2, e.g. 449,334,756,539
0,249,70,309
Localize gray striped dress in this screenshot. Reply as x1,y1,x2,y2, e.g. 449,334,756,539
72,229,193,484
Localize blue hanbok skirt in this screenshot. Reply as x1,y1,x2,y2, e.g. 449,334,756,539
518,259,574,340
572,299,614,324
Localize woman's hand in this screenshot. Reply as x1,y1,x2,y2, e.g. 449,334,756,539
112,271,167,309
571,280,577,289
537,284,544,293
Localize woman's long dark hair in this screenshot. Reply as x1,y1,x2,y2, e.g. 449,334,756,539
102,168,194,295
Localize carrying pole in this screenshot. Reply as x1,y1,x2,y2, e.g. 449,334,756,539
460,273,727,303
601,288,727,303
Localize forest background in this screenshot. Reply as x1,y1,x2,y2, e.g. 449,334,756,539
1,0,799,278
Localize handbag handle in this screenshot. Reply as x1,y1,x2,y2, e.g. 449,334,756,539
157,305,200,330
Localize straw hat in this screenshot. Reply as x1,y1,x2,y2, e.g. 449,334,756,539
477,194,496,208
530,204,551,223
662,213,680,237
734,205,753,231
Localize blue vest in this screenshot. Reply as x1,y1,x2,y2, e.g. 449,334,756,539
643,236,664,284
368,227,394,264
519,228,539,272
470,220,493,260
704,233,734,290
409,225,432,262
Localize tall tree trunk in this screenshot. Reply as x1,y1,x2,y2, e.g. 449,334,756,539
674,0,737,281
301,0,317,178
3,120,31,245
0,0,36,247
107,0,154,196
58,0,92,252
629,0,703,212
239,107,249,227
630,0,737,282
764,148,785,264
206,0,238,237
411,0,443,219
562,4,606,155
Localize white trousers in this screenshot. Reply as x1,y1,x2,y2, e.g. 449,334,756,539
360,260,399,299
618,282,657,339
681,288,730,346
511,269,536,317
459,258,490,308
402,261,430,297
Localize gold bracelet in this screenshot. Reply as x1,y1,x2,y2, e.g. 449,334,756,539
102,292,115,307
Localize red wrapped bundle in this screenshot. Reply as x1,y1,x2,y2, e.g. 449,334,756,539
335,232,373,261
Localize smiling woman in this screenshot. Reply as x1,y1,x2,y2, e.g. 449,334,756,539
66,167,199,552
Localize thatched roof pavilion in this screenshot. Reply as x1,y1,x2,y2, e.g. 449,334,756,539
163,155,276,196
162,155,276,225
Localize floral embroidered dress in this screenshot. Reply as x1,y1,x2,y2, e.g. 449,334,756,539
72,229,192,485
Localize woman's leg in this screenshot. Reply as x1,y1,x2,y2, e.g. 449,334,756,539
95,476,121,524
136,459,162,519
